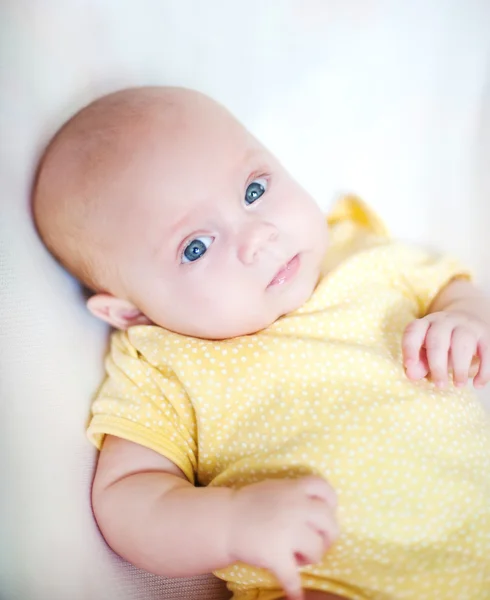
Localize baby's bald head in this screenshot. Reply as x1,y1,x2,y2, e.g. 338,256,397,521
32,85,326,337
32,86,218,292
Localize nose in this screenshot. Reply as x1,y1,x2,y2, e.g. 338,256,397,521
237,221,279,265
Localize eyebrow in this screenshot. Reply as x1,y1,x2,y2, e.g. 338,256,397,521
169,210,193,239
242,146,268,168
150,206,193,261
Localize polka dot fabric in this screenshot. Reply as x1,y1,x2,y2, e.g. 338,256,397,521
88,198,490,599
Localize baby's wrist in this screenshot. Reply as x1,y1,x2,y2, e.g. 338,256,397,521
194,485,237,568
220,488,242,565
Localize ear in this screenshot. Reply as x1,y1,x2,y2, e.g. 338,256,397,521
86,294,152,330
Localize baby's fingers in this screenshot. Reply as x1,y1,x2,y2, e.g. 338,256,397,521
450,326,476,388
307,498,339,550
402,319,431,378
468,356,480,379
425,321,452,387
475,339,490,389
294,525,328,567
272,553,303,600
299,476,337,509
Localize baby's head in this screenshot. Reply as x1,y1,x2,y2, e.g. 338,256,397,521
33,87,327,339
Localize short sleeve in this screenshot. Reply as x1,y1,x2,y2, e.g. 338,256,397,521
393,244,473,317
324,195,390,268
327,194,390,239
87,332,198,483
326,195,473,316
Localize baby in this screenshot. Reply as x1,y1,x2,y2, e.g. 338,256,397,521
33,87,490,600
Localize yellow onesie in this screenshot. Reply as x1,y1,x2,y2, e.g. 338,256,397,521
87,197,490,600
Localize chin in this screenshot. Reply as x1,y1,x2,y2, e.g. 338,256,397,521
285,273,318,313
284,292,311,315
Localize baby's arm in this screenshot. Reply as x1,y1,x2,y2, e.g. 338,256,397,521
92,435,338,600
92,435,233,575
402,279,490,388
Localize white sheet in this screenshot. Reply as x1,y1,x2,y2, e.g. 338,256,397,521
1,2,489,599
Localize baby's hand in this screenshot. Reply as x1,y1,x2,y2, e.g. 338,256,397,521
226,476,338,600
402,311,490,388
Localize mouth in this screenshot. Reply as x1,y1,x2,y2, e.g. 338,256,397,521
268,254,301,287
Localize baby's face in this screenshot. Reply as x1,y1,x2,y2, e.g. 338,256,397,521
97,97,328,338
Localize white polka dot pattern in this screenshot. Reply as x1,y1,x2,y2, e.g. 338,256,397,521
87,204,490,599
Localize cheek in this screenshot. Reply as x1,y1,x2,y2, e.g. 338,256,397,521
181,269,246,316
278,192,324,235
271,177,321,216
190,280,263,338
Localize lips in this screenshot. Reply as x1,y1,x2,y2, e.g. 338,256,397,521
268,254,300,287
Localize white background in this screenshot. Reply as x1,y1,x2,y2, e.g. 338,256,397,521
1,2,489,599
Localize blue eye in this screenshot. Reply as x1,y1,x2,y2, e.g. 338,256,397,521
181,236,213,263
245,178,268,205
